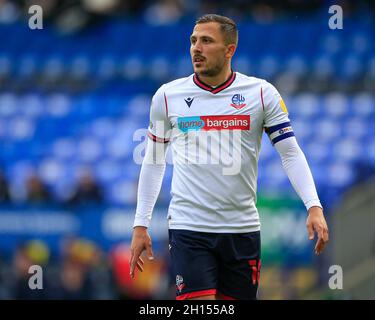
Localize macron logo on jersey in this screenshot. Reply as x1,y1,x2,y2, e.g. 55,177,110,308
184,97,194,107
177,115,250,132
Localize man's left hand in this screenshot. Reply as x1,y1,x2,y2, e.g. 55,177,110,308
306,206,329,255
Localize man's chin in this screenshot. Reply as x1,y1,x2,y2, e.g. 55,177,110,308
193,66,204,73
194,68,209,76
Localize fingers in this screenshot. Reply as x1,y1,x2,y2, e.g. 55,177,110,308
315,237,322,255
306,222,314,240
317,225,324,244
315,226,329,255
136,259,144,272
129,247,142,278
315,237,326,255
130,251,149,278
307,211,329,255
130,228,154,278
323,227,329,243
315,226,324,255
137,256,144,270
146,243,154,261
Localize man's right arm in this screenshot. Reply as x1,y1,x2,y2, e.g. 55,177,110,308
130,139,168,278
130,87,171,278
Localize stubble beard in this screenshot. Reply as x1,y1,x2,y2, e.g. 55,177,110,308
197,59,226,78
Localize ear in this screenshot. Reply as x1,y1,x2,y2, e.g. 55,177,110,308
225,44,236,59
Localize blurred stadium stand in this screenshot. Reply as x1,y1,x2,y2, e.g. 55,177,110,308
0,0,374,299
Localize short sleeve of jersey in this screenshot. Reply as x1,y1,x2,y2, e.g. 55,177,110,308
148,85,172,143
262,80,295,145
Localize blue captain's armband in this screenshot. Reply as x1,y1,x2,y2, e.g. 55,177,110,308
265,122,295,145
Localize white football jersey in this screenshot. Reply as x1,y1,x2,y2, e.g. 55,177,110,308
148,71,294,233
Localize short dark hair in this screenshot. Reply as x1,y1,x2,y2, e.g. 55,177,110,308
196,14,238,46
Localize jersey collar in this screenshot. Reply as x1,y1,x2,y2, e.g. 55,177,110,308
193,71,236,94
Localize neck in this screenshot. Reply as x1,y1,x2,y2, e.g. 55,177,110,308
197,66,232,87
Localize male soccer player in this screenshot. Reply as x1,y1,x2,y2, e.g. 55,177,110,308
130,14,329,300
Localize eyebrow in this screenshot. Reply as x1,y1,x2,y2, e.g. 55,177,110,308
190,35,215,41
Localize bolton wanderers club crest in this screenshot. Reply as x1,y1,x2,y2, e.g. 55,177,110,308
230,94,246,109
176,275,185,292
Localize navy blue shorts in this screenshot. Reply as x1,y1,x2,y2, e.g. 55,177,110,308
168,229,261,300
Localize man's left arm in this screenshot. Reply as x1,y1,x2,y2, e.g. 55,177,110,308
261,80,329,255
274,136,329,255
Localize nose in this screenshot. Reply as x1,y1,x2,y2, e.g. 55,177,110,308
192,40,202,54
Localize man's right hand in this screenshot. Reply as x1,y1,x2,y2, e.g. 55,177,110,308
129,226,154,278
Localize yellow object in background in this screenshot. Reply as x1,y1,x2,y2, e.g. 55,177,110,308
25,240,50,265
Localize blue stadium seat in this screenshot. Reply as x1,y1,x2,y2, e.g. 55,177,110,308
108,178,137,205
51,138,76,161
0,54,12,78
19,94,44,119
323,93,349,119
351,93,374,117
95,159,122,184
290,94,320,119
0,93,18,117
326,161,355,188
332,138,363,163
76,137,103,164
